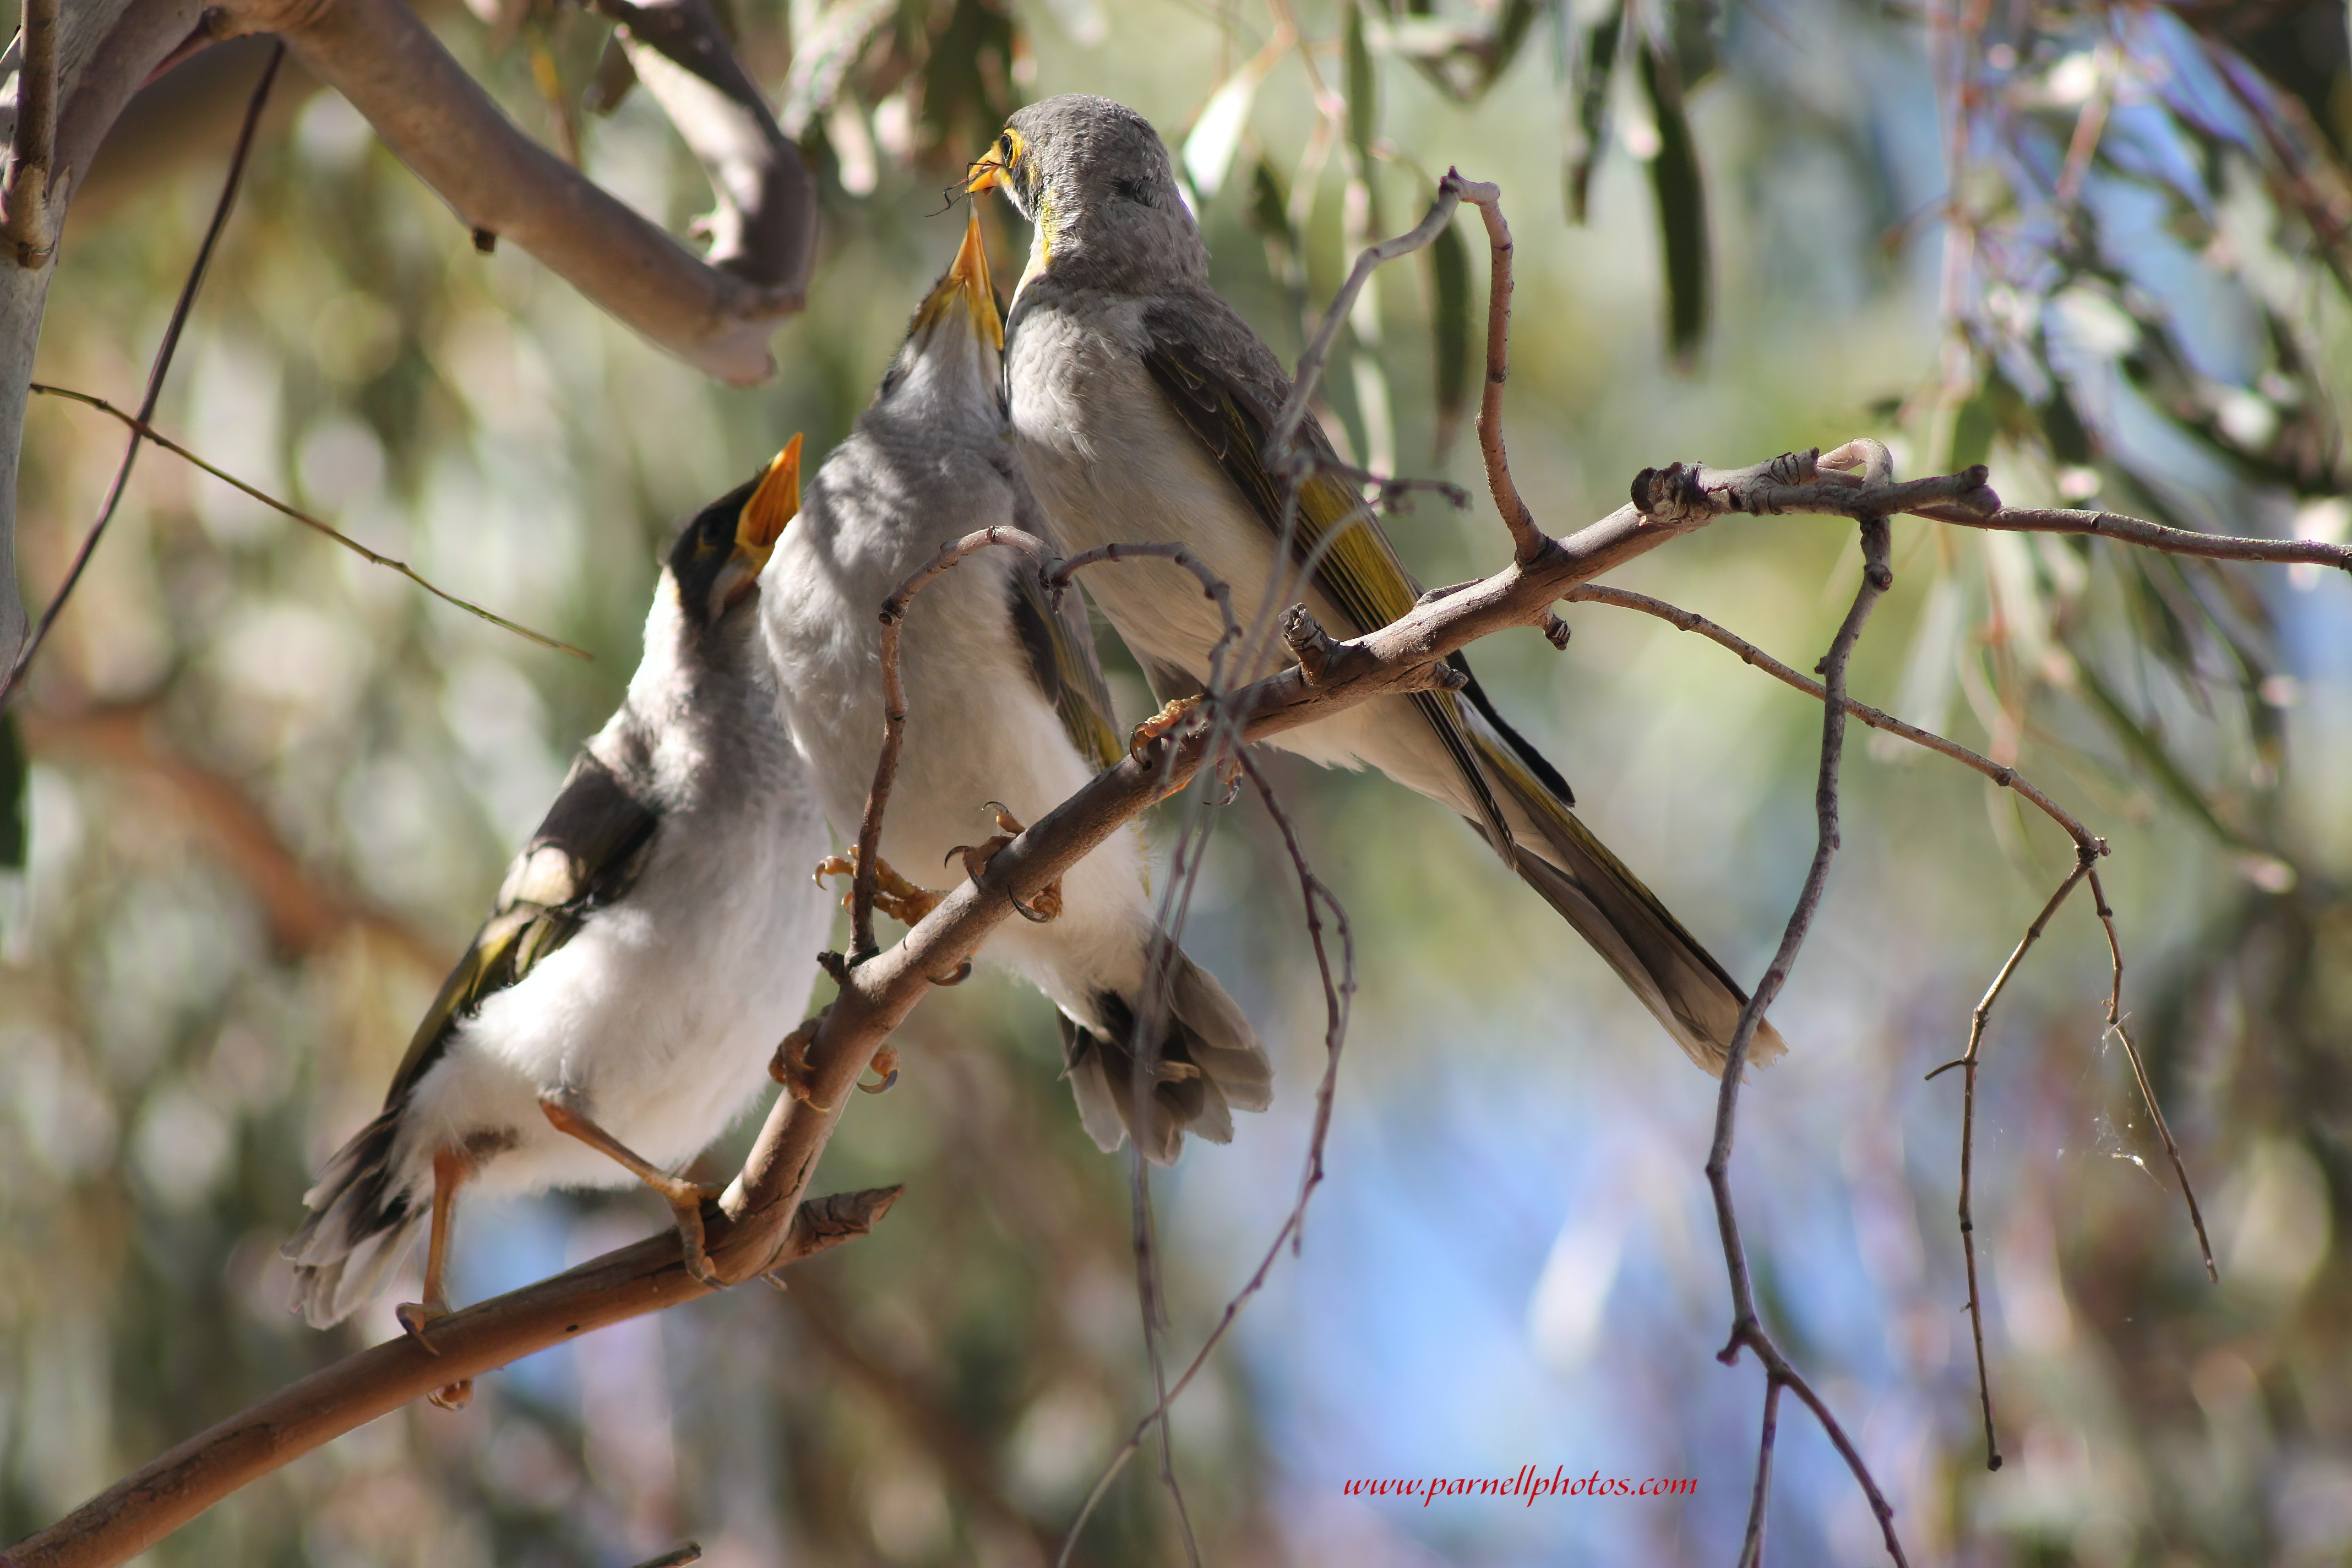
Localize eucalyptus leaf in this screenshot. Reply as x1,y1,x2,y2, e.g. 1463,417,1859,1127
1640,42,1709,361
1430,209,1472,458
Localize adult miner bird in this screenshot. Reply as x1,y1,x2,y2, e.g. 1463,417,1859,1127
760,211,1271,1163
967,95,1781,1076
286,444,828,1404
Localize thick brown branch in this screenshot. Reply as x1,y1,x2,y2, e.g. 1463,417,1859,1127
3,1188,900,1568
1,0,61,264
585,0,814,291
215,0,803,385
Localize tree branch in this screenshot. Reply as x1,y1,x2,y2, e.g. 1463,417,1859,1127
215,0,805,385
1703,446,1909,1564
1,0,61,264
13,172,2313,1568
585,0,814,291
2,40,281,707
25,380,584,656
2,1186,902,1568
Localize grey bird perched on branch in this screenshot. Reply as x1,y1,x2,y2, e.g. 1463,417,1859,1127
285,445,829,1404
967,95,1781,1076
760,211,1272,1163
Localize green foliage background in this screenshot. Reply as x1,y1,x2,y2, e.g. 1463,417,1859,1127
4,1,2350,1564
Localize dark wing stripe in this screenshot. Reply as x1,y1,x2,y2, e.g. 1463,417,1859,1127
1140,315,1512,852
1009,563,1124,773
1455,660,1576,808
383,750,661,1106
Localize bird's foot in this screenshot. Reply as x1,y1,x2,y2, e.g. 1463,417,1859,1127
947,802,1060,922
395,1301,473,1409
660,1182,729,1291
858,1044,901,1096
770,1010,835,1110
1129,694,1202,759
813,851,945,927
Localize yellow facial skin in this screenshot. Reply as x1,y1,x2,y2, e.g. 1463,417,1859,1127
968,126,1057,303
963,127,1023,196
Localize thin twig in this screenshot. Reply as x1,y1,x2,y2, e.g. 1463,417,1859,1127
1455,178,1550,568
1704,487,1910,1566
26,383,587,658
1563,582,2099,855
1736,1378,1783,1568
2,41,284,707
2089,867,2217,1281
1055,752,1355,1567
851,525,1057,956
1924,851,2098,1471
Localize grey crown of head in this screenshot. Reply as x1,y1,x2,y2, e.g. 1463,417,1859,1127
1003,94,1206,291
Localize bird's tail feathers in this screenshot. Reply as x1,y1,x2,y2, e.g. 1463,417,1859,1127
1060,942,1273,1165
1467,723,1788,1077
282,1109,424,1328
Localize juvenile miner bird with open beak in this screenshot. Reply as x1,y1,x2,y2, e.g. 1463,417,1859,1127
286,444,830,1404
969,95,1782,1076
760,212,1271,1163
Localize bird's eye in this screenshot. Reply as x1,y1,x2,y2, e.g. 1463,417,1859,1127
998,131,1014,160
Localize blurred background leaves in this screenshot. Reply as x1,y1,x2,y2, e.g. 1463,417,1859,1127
4,1,2352,1564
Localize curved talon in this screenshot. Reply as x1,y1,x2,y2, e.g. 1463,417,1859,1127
397,1302,473,1409
856,1046,902,1096
928,959,974,987
951,804,1062,922
396,1300,448,1356
769,1012,835,1110
1129,694,1203,759
813,849,943,925
669,1189,727,1290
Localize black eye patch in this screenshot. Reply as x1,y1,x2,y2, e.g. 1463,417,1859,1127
1112,176,1152,207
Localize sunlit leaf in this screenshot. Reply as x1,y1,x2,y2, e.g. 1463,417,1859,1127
1184,47,1279,200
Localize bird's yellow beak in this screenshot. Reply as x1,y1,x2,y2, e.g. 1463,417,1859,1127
913,211,1003,350
734,433,802,571
965,128,1021,195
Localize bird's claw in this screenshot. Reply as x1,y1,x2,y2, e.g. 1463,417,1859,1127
395,1299,448,1354
1129,694,1202,759
813,850,944,927
396,1301,473,1409
857,1044,901,1096
948,803,1061,922
668,1186,727,1290
770,1011,835,1110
